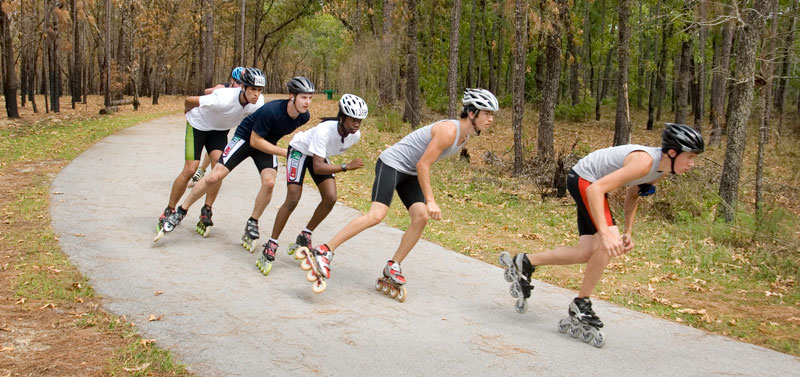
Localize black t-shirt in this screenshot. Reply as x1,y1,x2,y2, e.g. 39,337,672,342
234,99,311,144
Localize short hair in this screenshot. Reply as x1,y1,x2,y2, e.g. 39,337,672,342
460,104,479,119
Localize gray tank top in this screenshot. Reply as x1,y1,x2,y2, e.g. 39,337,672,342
379,120,466,175
572,145,664,186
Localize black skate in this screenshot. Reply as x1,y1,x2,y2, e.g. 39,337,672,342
287,230,312,256
498,251,535,313
155,206,185,242
195,204,213,237
241,218,259,252
153,206,174,242
557,297,606,348
375,260,407,302
256,239,278,276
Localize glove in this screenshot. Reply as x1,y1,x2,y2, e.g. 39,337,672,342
638,184,656,197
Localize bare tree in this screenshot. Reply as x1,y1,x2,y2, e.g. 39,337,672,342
675,40,691,124
0,0,19,118
776,0,798,134
104,0,111,108
755,0,780,214
709,20,734,146
71,0,83,109
539,0,567,161
403,0,421,128
201,0,214,90
694,0,707,132
447,0,462,119
511,0,527,176
613,0,632,146
718,1,771,222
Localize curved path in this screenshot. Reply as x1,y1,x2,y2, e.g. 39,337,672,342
50,115,800,376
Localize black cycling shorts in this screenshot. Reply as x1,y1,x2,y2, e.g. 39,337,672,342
286,145,334,186
567,169,615,236
185,122,229,161
370,158,425,209
219,135,278,173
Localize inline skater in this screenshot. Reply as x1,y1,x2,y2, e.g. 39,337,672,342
303,89,497,297
154,67,264,241
498,123,705,348
256,94,368,276
161,77,315,250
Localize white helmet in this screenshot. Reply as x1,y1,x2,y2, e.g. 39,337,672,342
462,88,499,112
339,94,368,120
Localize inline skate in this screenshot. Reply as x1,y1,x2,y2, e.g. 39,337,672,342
498,251,535,314
557,297,606,348
154,206,186,242
256,239,278,276
296,244,331,294
195,204,213,237
375,260,407,302
188,167,205,188
241,218,259,252
287,230,312,256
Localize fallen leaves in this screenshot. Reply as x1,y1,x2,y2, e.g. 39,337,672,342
147,314,163,322
122,362,151,372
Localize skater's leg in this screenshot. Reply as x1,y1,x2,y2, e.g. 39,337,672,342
326,201,389,251
390,202,428,263
305,178,336,231
270,183,303,239
202,149,224,207
200,150,213,171
578,226,618,298
169,160,201,207
181,163,230,211
526,234,599,267
250,168,277,220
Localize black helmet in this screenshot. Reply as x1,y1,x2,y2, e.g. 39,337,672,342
240,68,266,88
662,123,704,154
287,76,315,94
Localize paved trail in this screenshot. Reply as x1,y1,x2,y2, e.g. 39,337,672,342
50,115,800,376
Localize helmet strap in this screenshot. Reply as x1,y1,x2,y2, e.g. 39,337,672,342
471,110,480,136
290,94,302,115
668,149,679,175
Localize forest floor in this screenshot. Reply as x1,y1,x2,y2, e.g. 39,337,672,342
0,93,798,376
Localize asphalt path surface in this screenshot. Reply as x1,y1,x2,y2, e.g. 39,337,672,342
50,115,800,376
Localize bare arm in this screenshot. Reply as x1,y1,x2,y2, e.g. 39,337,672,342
585,151,652,256
311,155,363,175
184,96,201,113
250,131,287,157
415,121,458,220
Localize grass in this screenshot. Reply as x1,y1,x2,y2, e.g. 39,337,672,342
0,95,191,376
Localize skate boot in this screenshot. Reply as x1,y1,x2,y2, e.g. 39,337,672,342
298,244,332,293
375,260,408,302
153,206,175,242
195,204,213,237
188,167,205,188
256,239,278,276
288,230,312,256
155,206,186,242
241,218,259,252
557,297,606,348
498,251,535,313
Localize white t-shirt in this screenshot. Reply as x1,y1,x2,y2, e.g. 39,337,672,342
185,88,264,131
289,120,361,158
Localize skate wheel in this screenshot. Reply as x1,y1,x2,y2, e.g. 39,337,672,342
261,261,272,276
396,286,407,302
381,284,390,294
558,318,571,334
300,258,312,271
591,332,606,348
569,326,582,338
295,247,308,260
312,279,326,294
509,282,521,298
153,230,164,242
389,287,399,298
288,244,298,255
498,251,511,267
503,268,514,283
515,297,528,314
375,279,383,291
306,269,318,282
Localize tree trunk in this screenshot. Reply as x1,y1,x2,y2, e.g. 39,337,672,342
511,0,527,176
656,24,670,123
466,0,476,88
48,0,61,112
538,0,565,161
402,0,421,128
694,0,707,132
201,0,214,90
71,0,83,109
566,15,580,106
0,0,19,118
755,0,780,214
104,0,111,108
492,0,504,95
718,1,771,222
776,0,798,135
675,40,691,124
447,0,462,119
710,21,734,146
613,0,631,146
